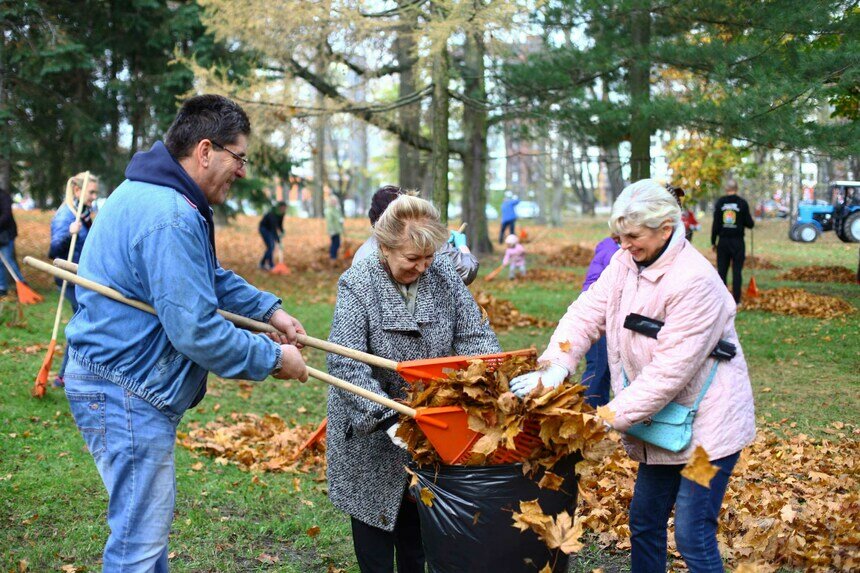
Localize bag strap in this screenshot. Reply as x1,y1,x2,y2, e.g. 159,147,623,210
621,360,719,412
691,361,719,412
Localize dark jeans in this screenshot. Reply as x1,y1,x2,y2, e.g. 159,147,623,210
630,451,740,573
716,237,745,303
581,334,610,407
499,220,516,243
351,495,425,573
259,227,278,268
55,278,79,380
0,240,24,293
330,233,341,260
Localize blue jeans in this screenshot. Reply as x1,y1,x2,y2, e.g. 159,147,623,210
56,279,79,380
0,240,23,293
65,358,177,572
629,451,740,573
499,220,516,243
259,227,278,268
581,334,610,407
330,233,341,260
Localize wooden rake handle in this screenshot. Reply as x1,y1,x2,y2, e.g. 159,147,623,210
42,257,399,371
305,366,417,418
30,257,416,418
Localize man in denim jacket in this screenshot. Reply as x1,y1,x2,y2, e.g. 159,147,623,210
63,95,308,572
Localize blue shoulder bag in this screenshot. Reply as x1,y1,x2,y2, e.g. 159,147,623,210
621,361,719,453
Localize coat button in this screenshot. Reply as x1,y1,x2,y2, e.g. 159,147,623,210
90,402,99,410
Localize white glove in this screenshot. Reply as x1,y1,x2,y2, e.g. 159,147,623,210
510,364,569,398
385,422,408,450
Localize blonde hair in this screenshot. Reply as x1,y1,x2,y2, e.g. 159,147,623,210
374,195,448,253
64,172,100,209
609,179,680,235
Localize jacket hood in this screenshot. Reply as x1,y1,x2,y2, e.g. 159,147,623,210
125,141,216,260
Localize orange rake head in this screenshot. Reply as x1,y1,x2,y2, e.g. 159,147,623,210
15,280,44,305
413,406,482,465
33,340,57,398
489,419,543,464
297,417,328,454
396,349,536,384
271,263,292,276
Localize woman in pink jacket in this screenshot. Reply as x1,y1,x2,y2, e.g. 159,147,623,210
511,179,755,573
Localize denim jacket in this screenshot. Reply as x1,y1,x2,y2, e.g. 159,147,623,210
66,146,282,422
50,203,91,263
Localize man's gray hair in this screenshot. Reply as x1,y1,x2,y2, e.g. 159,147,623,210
609,179,681,235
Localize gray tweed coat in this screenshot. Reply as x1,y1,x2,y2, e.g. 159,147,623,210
326,252,501,531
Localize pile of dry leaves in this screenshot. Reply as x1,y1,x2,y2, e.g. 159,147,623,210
777,265,856,284
542,244,595,267
523,268,584,284
395,353,613,470
743,288,855,319
574,425,859,571
745,255,780,270
178,412,325,475
472,290,554,330
179,411,857,570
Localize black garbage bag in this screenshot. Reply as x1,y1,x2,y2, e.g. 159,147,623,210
408,455,580,573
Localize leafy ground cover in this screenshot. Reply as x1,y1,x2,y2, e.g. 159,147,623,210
1,213,857,572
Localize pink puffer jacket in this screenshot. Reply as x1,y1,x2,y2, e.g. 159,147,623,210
540,227,756,464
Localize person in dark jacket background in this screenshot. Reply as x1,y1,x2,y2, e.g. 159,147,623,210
0,186,24,298
259,201,286,270
711,179,755,303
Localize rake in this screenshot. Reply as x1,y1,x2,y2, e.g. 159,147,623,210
0,251,43,305
27,257,491,464
271,242,291,275
38,257,540,463
33,171,91,398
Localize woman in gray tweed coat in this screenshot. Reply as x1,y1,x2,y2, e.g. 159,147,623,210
327,195,501,572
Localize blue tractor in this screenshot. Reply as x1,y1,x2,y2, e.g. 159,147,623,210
789,181,860,243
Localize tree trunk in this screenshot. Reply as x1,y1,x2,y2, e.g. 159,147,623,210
313,89,326,218
430,36,449,223
396,13,422,190
461,28,492,254
603,144,625,202
628,2,652,181
550,136,565,227
579,156,596,216
0,28,10,192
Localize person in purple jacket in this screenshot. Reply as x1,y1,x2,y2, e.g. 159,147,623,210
580,235,620,407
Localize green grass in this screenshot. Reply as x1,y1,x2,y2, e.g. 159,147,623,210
1,218,858,572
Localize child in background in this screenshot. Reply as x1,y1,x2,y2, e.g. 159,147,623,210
503,233,526,280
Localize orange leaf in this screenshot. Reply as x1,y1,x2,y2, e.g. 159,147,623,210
559,340,572,352
538,471,564,491
681,445,719,488
595,405,615,425
306,526,320,538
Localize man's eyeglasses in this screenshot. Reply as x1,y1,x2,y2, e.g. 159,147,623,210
211,141,250,168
